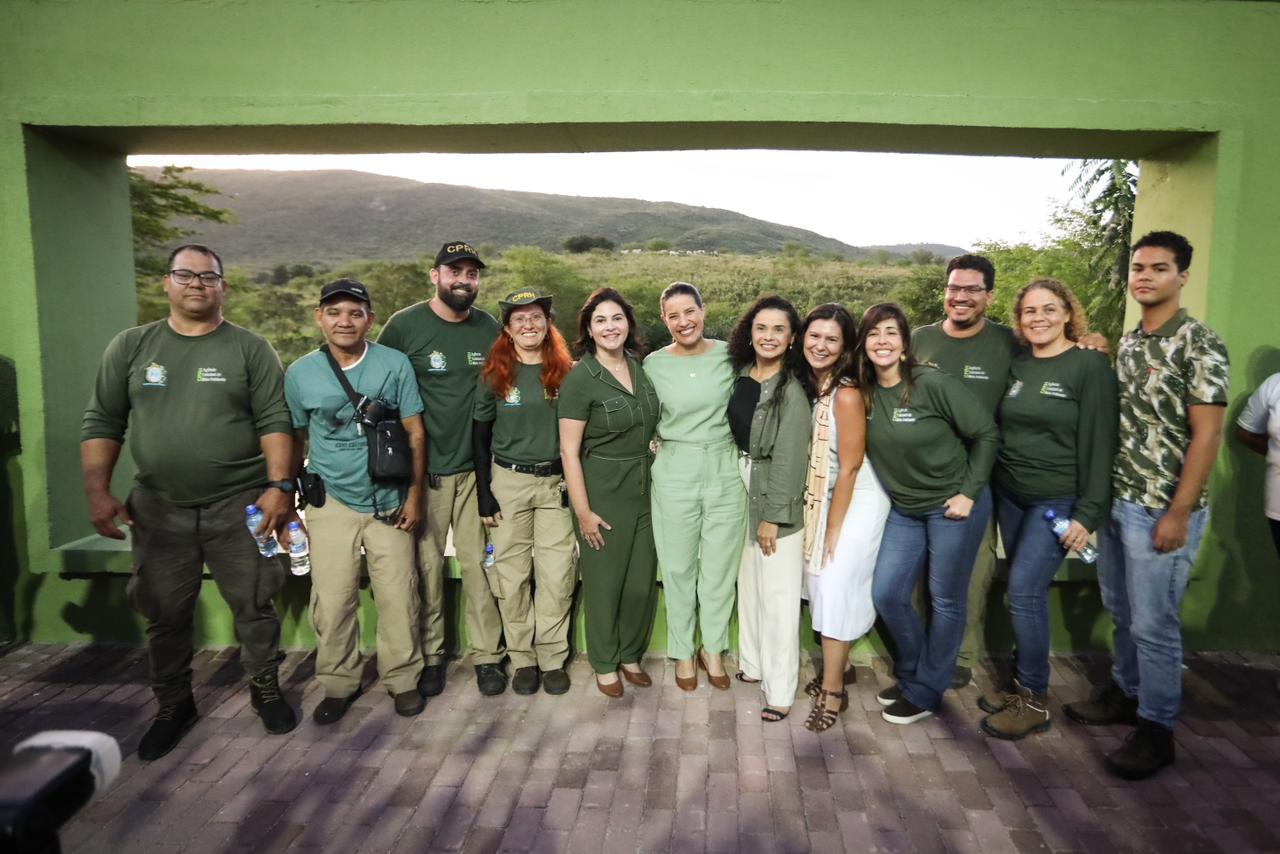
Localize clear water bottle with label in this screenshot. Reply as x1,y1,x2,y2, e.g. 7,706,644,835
244,505,277,557
483,543,495,569
286,521,311,576
1044,510,1098,564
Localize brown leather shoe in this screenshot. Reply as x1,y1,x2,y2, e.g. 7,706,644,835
698,651,731,691
596,674,624,698
674,660,698,691
621,666,652,687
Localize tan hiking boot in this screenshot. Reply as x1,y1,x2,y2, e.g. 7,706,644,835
981,690,1051,740
977,678,1027,714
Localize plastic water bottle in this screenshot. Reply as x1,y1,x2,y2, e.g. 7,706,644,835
1044,510,1098,564
483,543,495,569
286,521,311,576
244,505,278,557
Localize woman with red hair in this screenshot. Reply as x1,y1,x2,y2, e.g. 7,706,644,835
473,290,577,696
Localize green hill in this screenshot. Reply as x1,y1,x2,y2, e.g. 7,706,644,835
142,168,965,269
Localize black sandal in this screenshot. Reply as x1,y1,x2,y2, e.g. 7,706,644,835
804,688,849,732
735,671,761,684
761,706,789,722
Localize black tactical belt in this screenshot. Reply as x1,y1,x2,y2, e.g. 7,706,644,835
494,458,563,477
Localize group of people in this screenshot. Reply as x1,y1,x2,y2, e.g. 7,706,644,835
81,228,1268,785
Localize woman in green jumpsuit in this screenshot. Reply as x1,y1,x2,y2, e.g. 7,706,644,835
559,288,661,697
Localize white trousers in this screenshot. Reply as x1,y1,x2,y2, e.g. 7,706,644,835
736,459,804,708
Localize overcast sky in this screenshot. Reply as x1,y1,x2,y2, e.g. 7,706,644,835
128,150,1080,250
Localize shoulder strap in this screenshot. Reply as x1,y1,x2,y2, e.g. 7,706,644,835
322,345,364,410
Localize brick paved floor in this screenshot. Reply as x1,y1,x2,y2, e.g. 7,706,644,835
2,643,1279,853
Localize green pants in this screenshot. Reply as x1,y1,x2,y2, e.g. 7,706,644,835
577,453,658,674
651,439,746,660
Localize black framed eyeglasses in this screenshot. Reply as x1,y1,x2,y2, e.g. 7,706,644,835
168,269,224,286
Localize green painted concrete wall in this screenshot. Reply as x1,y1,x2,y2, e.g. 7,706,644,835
1,0,1277,654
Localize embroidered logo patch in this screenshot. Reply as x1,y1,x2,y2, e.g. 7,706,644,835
504,387,523,406
428,351,447,372
1039,381,1069,399
143,362,167,388
195,367,226,383
1006,380,1023,398
891,408,916,423
466,351,485,366
961,365,990,381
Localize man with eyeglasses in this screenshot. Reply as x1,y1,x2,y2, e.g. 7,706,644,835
81,243,298,760
912,254,1019,690
379,241,508,697
284,278,427,723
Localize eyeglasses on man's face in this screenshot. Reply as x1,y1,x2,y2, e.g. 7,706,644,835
168,269,224,286
944,284,987,296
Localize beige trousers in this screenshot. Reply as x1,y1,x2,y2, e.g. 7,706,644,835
418,471,506,665
488,465,578,670
307,497,422,697
736,458,804,707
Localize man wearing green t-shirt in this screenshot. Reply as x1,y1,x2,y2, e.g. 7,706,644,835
285,279,427,722
81,244,298,761
379,241,507,696
912,254,1015,689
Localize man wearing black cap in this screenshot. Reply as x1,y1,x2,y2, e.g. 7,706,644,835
285,278,428,721
379,242,508,696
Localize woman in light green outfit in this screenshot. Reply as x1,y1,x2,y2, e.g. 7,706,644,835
644,282,747,690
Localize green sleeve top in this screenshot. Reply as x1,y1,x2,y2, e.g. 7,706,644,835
643,340,735,445
80,320,292,507
741,368,813,537
473,362,560,464
557,353,659,458
995,347,1118,532
913,320,1022,414
865,366,998,514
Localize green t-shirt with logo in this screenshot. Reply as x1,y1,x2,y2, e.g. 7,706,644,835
378,302,500,476
865,366,999,514
474,363,560,464
995,348,1118,532
913,319,1022,414
284,343,424,514
80,320,293,507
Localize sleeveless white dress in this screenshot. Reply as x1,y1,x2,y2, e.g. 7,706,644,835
804,396,892,642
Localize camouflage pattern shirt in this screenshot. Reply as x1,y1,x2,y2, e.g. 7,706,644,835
1112,309,1229,509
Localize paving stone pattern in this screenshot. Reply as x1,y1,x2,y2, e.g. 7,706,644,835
2,643,1279,853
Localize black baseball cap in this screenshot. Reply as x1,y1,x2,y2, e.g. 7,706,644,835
434,241,486,269
319,278,372,307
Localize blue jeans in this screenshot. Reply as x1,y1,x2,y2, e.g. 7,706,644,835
871,488,992,710
996,493,1076,695
1098,499,1208,729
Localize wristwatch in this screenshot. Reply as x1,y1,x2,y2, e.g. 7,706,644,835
266,479,296,494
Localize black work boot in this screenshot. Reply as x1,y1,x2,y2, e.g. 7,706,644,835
418,663,446,697
475,663,508,696
1063,681,1138,726
249,672,298,734
512,666,540,695
1105,718,1175,780
137,696,198,761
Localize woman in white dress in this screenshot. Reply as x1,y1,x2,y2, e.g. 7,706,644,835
799,304,892,732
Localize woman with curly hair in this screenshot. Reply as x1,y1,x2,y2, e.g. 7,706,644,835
978,279,1117,740
726,295,812,721
473,290,576,696
558,288,661,697
644,282,746,691
798,304,892,732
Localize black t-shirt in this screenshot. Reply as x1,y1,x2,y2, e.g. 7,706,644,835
727,376,761,454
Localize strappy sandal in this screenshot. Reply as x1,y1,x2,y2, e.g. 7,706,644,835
735,672,761,684
803,667,857,699
804,688,849,733
761,706,790,722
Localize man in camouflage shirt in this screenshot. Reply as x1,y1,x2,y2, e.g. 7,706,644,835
1064,231,1229,781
